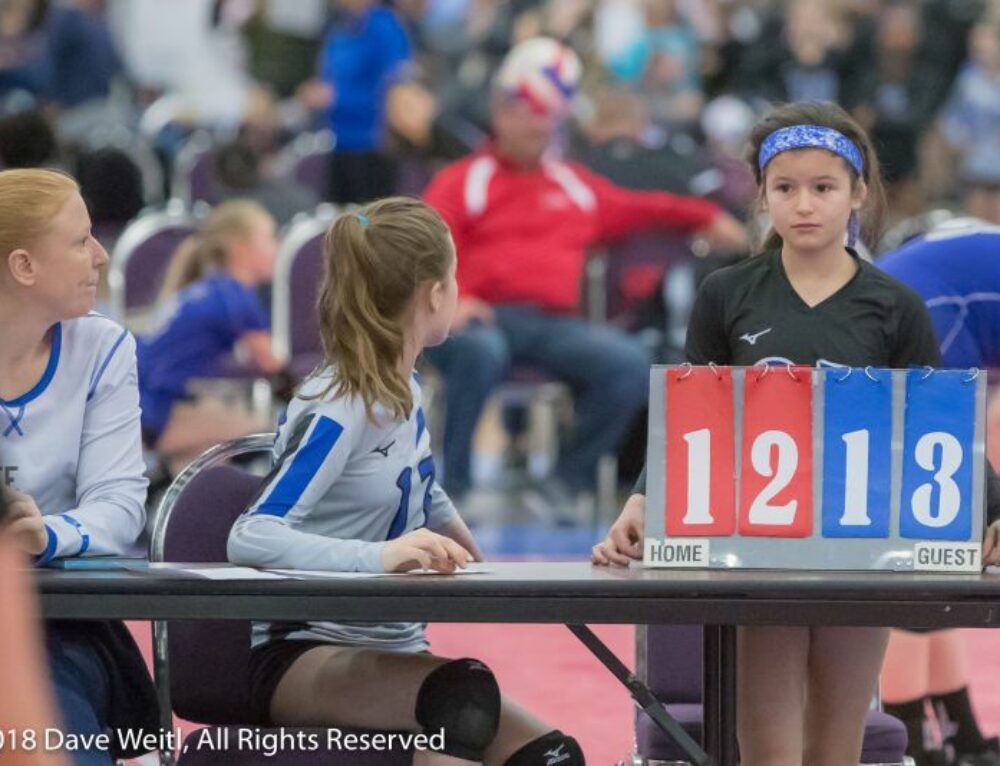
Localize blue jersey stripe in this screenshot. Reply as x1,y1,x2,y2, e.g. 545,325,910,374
87,328,129,401
415,407,425,446
256,416,345,517
61,513,91,555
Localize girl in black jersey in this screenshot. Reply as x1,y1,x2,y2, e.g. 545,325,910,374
593,102,942,766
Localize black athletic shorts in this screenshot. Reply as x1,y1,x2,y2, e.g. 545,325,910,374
248,640,329,724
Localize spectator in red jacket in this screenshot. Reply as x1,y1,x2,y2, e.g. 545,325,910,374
423,38,746,515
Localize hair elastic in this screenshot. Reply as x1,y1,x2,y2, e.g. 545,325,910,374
355,213,370,228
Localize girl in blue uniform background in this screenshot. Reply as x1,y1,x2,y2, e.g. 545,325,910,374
137,199,284,473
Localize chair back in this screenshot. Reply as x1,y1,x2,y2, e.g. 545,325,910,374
107,202,198,324
274,130,335,200
149,434,273,724
272,205,341,377
173,131,219,205
637,624,703,704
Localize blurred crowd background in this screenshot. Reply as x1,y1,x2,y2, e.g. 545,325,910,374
4,0,1000,239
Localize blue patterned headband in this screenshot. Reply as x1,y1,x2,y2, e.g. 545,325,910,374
758,125,864,176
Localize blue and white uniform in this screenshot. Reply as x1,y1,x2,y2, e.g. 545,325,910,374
878,222,1000,369
135,274,269,441
1,312,147,563
228,368,457,652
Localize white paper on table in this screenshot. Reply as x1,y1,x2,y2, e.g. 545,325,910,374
149,564,290,580
266,565,495,579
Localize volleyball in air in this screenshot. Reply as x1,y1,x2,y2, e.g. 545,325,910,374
496,37,582,115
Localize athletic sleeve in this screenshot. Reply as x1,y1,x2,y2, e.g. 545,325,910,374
574,164,721,242
227,403,388,573
633,271,732,496
40,331,148,562
424,475,458,530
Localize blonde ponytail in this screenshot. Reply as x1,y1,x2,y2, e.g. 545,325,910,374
158,199,270,298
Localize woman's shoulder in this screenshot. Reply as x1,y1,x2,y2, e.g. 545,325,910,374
63,312,133,355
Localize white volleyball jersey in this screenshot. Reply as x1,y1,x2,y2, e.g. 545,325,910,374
228,367,458,651
0,313,148,562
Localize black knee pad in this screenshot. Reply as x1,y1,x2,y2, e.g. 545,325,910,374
415,658,501,761
505,730,585,766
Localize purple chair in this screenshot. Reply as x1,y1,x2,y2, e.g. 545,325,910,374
173,131,220,205
273,130,335,201
149,434,413,765
634,625,908,765
107,201,199,325
272,205,341,380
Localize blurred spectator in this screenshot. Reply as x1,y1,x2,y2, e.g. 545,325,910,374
853,0,942,218
108,0,253,130
137,200,283,474
940,19,1000,197
304,0,413,204
731,0,864,108
423,38,746,512
961,160,1000,225
576,86,712,195
74,147,144,226
0,109,59,168
45,0,122,110
639,0,702,124
213,138,319,226
241,0,325,99
600,0,702,126
0,0,50,101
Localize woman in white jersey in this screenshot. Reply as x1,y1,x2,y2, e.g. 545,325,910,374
228,197,584,766
0,169,154,766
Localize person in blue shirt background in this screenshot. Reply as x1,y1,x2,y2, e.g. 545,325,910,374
879,215,1000,766
299,0,413,204
136,199,285,474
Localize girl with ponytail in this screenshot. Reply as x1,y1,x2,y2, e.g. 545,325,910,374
136,200,284,472
227,197,585,766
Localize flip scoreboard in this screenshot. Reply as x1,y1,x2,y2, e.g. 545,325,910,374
643,365,986,572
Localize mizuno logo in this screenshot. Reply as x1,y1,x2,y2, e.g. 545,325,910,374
545,744,570,765
371,441,395,458
740,328,772,345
